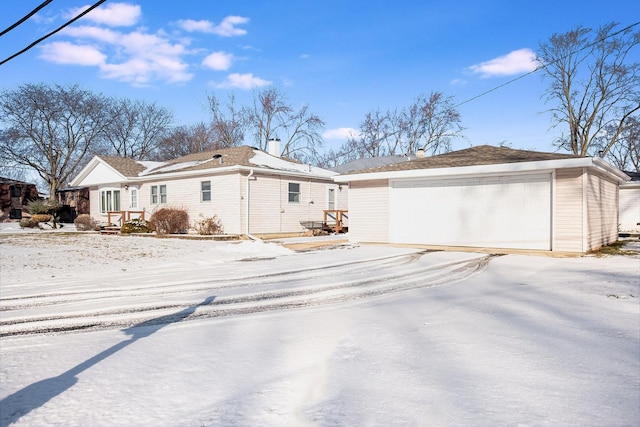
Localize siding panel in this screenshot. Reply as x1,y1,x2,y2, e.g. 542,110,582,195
586,171,618,251
554,168,585,252
348,179,389,242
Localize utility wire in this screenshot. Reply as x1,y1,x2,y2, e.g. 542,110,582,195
0,0,53,37
0,0,107,66
454,20,640,109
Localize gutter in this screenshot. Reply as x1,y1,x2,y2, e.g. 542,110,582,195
333,157,631,183
245,169,258,240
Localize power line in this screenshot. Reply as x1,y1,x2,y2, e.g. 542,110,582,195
454,20,640,109
0,0,107,66
0,0,53,37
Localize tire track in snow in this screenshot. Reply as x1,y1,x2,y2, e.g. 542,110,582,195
0,250,426,310
0,253,500,337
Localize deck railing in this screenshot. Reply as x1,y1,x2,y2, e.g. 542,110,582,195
323,209,348,233
106,210,145,226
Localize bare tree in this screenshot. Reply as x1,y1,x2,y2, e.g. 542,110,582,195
603,115,640,171
538,22,640,157
103,98,173,160
0,83,109,197
247,87,325,160
208,93,247,148
406,92,463,155
333,91,463,163
153,122,218,160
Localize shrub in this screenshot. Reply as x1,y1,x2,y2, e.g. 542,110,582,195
25,199,61,215
31,214,53,223
19,218,40,228
120,218,153,234
150,207,189,235
194,215,224,235
74,214,97,231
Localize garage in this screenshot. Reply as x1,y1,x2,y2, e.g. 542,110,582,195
335,145,628,253
389,173,552,250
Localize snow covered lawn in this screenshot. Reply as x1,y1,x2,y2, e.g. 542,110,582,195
1,231,639,426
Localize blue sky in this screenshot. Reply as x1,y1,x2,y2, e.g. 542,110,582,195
1,0,639,155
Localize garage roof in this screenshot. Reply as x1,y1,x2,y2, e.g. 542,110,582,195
334,145,629,183
341,145,580,175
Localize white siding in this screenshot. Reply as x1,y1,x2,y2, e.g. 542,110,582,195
348,180,389,243
142,174,243,234
554,168,585,252
586,170,619,251
248,174,336,234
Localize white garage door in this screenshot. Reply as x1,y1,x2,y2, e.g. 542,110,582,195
389,173,552,250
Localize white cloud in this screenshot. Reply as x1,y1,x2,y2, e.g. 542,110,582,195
40,26,193,85
469,48,540,78
61,26,120,43
323,128,360,140
202,51,233,70
178,16,249,37
216,73,271,90
68,2,141,27
39,42,106,66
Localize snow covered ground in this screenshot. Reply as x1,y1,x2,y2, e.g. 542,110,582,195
1,227,639,427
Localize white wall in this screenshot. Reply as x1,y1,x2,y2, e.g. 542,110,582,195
619,184,640,232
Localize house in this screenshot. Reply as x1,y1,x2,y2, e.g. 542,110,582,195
69,144,347,236
619,171,640,234
0,177,40,221
333,145,630,253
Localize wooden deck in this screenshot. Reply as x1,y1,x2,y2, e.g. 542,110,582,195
100,210,145,235
300,210,348,234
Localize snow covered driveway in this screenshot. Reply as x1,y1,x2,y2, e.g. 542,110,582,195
1,233,639,426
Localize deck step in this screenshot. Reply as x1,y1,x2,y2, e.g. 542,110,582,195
100,226,121,235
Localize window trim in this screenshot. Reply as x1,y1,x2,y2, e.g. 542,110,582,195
99,188,121,214
201,180,211,202
288,182,301,204
150,184,167,205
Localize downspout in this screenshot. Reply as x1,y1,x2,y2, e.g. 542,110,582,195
245,169,258,240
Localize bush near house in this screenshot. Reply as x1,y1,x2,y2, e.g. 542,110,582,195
19,214,55,229
150,207,189,235
25,199,61,215
120,218,153,234
74,214,98,231
194,215,224,235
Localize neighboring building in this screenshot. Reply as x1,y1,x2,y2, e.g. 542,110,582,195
619,171,640,234
55,187,91,222
330,155,415,174
334,145,629,253
0,177,39,221
69,145,347,236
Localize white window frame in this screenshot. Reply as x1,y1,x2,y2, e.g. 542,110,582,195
99,188,121,214
327,187,336,210
129,187,138,209
288,182,301,203
150,185,167,205
201,180,211,202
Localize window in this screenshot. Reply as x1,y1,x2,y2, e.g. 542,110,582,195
130,188,138,209
201,181,211,202
288,182,300,203
328,187,336,210
150,185,167,204
100,189,121,213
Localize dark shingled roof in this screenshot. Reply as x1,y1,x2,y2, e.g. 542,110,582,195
342,145,583,175
100,156,147,177
623,171,640,181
